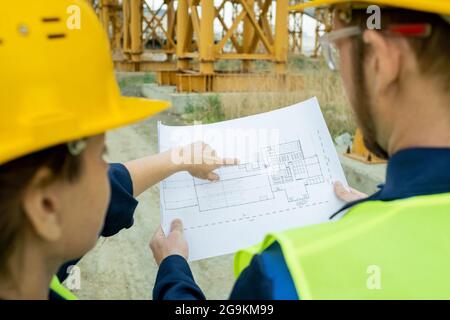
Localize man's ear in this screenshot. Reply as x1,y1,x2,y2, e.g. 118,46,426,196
362,30,402,94
22,168,63,242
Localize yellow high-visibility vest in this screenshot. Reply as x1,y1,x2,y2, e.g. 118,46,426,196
235,193,450,299
50,276,78,300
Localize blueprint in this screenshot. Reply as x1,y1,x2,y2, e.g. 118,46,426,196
158,97,348,261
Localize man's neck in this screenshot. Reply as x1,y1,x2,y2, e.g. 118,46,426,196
387,83,450,155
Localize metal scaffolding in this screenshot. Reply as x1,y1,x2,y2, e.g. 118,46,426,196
92,1,328,92
159,0,303,92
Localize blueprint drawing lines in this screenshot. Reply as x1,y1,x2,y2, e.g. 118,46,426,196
162,140,325,212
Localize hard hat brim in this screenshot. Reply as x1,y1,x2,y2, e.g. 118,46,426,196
0,97,170,165
113,96,171,133
289,0,450,16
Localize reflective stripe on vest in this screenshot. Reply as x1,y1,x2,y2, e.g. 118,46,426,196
234,193,450,299
50,276,78,300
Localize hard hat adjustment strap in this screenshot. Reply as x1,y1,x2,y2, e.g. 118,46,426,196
387,23,432,38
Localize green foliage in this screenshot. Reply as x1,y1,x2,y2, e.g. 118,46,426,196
252,60,271,72
117,73,156,96
184,95,225,124
215,60,241,72
288,55,324,73
142,73,156,83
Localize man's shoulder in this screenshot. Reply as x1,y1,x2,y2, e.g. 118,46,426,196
230,242,298,300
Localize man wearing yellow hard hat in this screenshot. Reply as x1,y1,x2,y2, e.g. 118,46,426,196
0,0,235,299
150,0,450,299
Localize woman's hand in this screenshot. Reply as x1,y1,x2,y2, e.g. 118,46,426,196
333,181,368,202
150,219,188,266
174,141,239,181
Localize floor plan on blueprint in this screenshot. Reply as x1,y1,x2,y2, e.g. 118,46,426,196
158,97,348,260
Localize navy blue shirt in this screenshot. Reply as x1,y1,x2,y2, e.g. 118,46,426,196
153,148,450,300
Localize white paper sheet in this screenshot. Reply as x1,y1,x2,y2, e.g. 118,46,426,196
158,97,348,261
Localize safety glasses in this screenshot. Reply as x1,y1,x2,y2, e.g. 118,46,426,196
319,26,362,71
319,23,432,71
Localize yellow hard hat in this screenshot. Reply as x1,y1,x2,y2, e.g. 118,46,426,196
290,0,450,18
0,0,170,165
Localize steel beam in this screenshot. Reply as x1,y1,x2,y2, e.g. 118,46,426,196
130,0,143,63
274,0,288,74
176,0,191,69
199,0,215,74
242,0,255,72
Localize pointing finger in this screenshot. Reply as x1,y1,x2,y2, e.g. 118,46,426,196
170,219,184,234
207,172,220,181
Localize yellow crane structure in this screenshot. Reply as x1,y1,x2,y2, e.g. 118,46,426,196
90,0,383,163
91,0,308,92
91,1,323,64
159,0,304,93
91,0,177,71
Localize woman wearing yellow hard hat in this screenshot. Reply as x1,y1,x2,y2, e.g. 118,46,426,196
0,0,234,300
